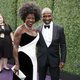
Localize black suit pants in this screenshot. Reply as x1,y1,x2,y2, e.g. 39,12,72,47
38,63,60,80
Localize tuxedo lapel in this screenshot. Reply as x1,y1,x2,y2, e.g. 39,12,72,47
39,26,48,47
50,24,57,46
39,24,58,47
53,24,57,41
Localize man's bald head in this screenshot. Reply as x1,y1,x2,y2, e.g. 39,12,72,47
41,7,52,14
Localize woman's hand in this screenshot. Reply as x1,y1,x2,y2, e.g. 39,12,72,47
14,64,20,75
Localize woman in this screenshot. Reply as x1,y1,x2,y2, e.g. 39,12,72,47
0,13,14,72
13,2,41,80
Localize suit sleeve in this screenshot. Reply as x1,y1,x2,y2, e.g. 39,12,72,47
59,27,67,63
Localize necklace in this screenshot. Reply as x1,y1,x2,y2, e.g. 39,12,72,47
24,23,37,36
24,23,33,32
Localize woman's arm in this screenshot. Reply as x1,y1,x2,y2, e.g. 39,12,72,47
10,32,14,44
13,27,22,74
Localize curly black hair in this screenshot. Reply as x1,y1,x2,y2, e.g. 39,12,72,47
19,2,41,22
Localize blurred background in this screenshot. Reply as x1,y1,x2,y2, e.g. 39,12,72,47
0,0,80,79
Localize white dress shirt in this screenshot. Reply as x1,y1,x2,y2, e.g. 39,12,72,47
42,21,53,47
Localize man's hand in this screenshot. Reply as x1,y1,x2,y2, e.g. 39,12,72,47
59,62,65,69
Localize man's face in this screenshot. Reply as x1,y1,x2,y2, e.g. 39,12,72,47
42,12,53,24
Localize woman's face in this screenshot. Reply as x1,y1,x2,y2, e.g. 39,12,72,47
25,14,35,28
0,14,4,24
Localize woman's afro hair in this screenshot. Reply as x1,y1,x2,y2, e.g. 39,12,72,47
19,2,41,22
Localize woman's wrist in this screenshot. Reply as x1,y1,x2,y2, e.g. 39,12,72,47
12,40,14,42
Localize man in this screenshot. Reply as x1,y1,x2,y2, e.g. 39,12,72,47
37,7,67,80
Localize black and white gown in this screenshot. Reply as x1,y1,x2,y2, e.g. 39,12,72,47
13,32,39,80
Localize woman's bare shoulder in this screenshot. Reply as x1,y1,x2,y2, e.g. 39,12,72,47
14,25,23,36
14,25,23,35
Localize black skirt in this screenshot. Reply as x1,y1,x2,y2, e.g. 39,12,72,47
0,37,13,59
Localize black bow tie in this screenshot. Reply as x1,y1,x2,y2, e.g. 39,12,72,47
44,25,50,29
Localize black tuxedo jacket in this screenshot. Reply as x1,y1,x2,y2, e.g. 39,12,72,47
37,23,67,67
